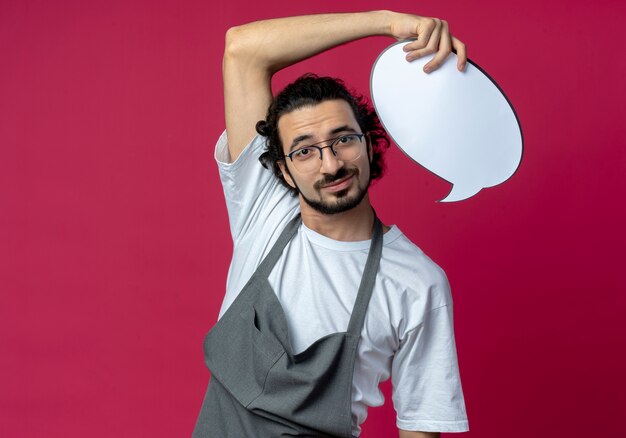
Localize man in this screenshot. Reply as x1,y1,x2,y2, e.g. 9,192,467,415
193,10,469,438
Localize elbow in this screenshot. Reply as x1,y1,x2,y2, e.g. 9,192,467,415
223,25,275,74
223,26,250,76
224,26,244,60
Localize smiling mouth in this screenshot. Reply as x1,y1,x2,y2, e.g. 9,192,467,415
322,174,352,187
321,174,354,192
316,168,358,190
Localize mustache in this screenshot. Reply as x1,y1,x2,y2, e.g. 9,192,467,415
314,167,359,190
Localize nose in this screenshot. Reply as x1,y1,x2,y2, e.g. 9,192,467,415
319,146,344,174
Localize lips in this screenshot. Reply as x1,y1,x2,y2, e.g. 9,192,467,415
321,174,354,192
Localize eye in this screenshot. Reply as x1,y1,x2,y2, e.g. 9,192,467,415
338,135,353,143
292,147,315,160
335,134,357,147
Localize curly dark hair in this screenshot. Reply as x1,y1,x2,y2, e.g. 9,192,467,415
257,74,390,196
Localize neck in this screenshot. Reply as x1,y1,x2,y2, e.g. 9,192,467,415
298,194,375,241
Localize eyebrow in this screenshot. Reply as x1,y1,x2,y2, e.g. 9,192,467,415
288,125,358,152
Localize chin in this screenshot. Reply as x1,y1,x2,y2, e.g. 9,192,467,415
303,188,367,215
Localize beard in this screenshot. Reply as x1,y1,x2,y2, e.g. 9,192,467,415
292,167,371,215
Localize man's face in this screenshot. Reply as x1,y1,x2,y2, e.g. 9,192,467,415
277,99,372,215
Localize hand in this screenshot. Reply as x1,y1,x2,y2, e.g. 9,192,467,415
388,12,466,73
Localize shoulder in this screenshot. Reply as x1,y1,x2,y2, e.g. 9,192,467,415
215,129,267,167
381,226,451,304
375,226,452,335
214,129,299,243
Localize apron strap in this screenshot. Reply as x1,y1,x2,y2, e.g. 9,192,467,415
253,209,383,337
347,213,383,336
254,213,302,278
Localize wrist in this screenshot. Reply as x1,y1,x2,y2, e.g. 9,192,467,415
357,10,394,37
373,10,396,37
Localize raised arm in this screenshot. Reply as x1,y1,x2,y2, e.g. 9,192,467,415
222,10,466,161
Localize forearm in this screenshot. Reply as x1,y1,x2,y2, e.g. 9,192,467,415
224,10,392,74
221,10,465,159
222,10,394,156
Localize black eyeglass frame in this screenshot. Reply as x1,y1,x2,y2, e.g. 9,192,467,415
283,133,366,163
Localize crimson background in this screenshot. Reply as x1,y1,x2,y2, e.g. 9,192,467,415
1,0,625,437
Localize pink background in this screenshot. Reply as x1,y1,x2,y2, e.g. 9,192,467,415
2,0,625,436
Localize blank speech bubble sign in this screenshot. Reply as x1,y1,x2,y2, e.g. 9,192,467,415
371,42,523,202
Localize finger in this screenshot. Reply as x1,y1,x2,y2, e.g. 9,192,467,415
402,17,437,56
405,18,442,62
423,20,451,73
452,36,467,71
405,18,443,68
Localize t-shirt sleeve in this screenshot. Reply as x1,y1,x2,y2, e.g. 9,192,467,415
391,301,469,433
214,130,297,242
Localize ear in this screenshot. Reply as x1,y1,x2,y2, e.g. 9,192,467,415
278,160,297,189
366,133,374,161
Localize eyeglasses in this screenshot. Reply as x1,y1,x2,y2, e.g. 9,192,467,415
283,133,365,173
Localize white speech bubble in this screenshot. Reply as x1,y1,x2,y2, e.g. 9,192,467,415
371,42,523,202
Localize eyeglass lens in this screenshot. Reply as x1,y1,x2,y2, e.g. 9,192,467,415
290,134,363,172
